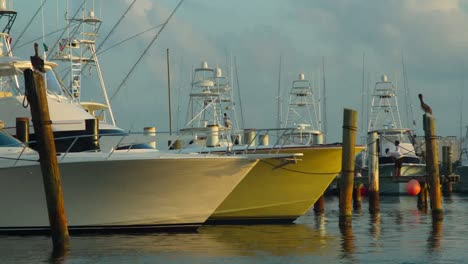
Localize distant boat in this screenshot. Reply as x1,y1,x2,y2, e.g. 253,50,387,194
178,61,358,224
359,74,426,195
455,127,468,192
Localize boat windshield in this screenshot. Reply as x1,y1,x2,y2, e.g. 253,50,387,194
0,68,72,99
379,131,413,145
0,131,23,147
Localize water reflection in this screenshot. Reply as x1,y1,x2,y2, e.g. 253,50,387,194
199,224,337,256
427,220,443,253
339,217,354,258
369,213,381,245
49,246,69,264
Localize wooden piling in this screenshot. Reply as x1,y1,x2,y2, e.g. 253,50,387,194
423,114,443,219
15,117,29,144
85,118,99,151
144,126,157,149
353,183,362,210
339,108,358,220
24,69,69,250
313,195,325,214
442,146,453,195
417,181,428,211
368,131,380,214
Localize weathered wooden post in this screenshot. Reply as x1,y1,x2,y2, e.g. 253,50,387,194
442,146,453,195
368,131,380,213
353,183,362,210
15,117,29,144
85,118,99,151
24,48,69,251
143,126,157,149
339,108,358,223
423,114,443,219
313,134,325,214
313,195,325,214
417,181,428,211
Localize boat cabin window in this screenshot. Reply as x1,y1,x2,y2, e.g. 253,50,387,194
0,68,71,99
0,131,23,147
45,70,65,96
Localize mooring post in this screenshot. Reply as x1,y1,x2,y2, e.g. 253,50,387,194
313,195,325,214
368,131,380,213
15,117,30,144
339,109,358,222
85,118,99,151
417,181,428,211
442,146,453,195
423,114,443,219
353,183,362,210
313,135,325,214
143,126,157,149
24,68,69,251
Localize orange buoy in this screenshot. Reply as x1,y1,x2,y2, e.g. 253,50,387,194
406,179,421,196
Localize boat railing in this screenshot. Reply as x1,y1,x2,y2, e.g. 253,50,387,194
3,126,328,164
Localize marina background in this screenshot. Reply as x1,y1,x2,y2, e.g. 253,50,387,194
8,0,468,143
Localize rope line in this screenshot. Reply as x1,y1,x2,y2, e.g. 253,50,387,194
259,160,340,175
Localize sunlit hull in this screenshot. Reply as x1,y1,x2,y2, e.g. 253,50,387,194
0,151,257,233
208,145,349,223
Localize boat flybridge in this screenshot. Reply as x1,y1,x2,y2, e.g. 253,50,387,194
0,3,123,152
366,74,421,165
282,73,323,145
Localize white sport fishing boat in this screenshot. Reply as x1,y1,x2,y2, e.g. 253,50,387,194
0,2,261,233
0,122,258,233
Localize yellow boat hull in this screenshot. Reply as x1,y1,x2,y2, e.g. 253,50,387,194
208,145,353,223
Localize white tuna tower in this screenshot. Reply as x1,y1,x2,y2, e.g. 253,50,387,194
51,1,115,126
368,74,402,131
284,73,322,144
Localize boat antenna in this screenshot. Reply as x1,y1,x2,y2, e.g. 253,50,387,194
45,0,88,56
322,56,327,143
167,48,173,136
14,27,67,50
95,0,136,53
401,52,415,129
97,23,163,56
276,55,282,129
57,0,138,88
234,56,245,129
40,0,47,59
11,0,48,50
360,52,365,142
110,0,184,102
460,63,464,156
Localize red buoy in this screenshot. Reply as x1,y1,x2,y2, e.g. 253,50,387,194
360,185,368,196
406,179,421,196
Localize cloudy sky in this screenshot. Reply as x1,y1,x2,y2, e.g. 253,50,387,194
8,0,468,142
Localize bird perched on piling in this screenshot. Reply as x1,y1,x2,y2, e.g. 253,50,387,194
418,93,433,115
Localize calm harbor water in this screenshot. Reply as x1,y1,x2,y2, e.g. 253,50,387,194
2,195,468,264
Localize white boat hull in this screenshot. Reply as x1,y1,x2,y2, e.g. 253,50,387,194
0,152,257,232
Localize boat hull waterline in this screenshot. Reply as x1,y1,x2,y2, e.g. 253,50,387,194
208,145,350,224
0,153,258,233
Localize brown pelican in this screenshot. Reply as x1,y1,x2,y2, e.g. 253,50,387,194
418,93,433,115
